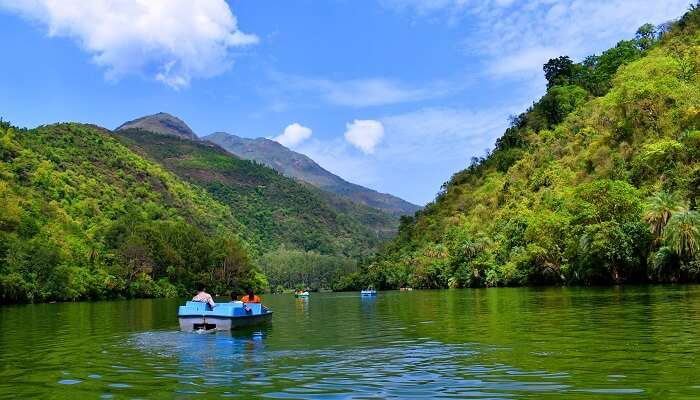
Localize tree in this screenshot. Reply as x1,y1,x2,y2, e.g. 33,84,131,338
575,40,643,96
663,211,700,258
543,56,575,88
569,180,649,283
635,23,658,50
210,236,256,294
643,192,686,239
650,246,679,281
576,220,649,283
571,180,643,225
534,85,589,127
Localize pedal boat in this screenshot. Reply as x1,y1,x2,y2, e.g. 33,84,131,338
294,291,310,298
360,289,377,296
178,301,272,331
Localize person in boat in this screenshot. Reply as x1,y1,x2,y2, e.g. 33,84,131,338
239,288,263,314
192,284,216,309
240,288,261,303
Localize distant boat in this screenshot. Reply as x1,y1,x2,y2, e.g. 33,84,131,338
361,289,377,296
178,301,272,331
294,291,310,298
400,287,413,291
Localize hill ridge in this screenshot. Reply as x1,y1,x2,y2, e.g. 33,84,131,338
205,131,421,216
114,127,399,259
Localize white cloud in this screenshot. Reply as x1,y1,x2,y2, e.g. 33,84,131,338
380,0,466,15
267,71,456,107
383,0,693,80
295,106,516,204
295,138,381,187
320,78,434,107
0,0,258,89
344,120,385,154
380,106,511,163
273,123,312,148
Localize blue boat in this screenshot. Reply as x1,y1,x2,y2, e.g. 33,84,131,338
360,289,377,296
178,301,272,331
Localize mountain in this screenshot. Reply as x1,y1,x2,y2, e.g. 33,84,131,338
343,7,700,291
114,122,399,259
0,122,260,304
116,112,197,140
204,132,422,216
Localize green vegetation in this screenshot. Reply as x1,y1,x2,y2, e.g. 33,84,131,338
260,247,357,292
0,123,262,304
116,129,396,259
0,119,396,303
205,132,421,217
351,4,700,290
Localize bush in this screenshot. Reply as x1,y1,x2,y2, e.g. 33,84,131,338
0,272,35,304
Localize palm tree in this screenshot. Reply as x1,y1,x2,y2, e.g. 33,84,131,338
663,210,700,258
643,191,686,239
650,246,678,281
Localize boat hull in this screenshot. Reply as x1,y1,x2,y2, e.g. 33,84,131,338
179,312,272,331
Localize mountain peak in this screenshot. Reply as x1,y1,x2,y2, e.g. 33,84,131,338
116,112,197,140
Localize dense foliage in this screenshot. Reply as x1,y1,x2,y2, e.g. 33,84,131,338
353,4,700,290
116,129,395,259
0,123,263,303
259,247,357,292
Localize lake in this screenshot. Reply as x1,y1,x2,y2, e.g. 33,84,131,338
1,286,699,399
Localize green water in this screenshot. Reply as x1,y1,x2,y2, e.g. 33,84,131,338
1,286,700,399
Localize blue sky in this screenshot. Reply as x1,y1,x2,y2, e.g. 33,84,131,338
0,0,693,205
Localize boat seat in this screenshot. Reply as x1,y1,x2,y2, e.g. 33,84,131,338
185,301,212,311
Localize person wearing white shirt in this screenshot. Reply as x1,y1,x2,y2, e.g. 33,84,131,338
192,284,216,309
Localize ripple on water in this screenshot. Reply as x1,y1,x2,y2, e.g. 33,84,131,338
107,383,131,388
128,332,586,398
57,379,82,385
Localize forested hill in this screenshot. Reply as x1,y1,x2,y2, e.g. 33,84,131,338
350,5,700,290
0,122,263,304
0,118,396,304
204,132,421,216
115,127,398,258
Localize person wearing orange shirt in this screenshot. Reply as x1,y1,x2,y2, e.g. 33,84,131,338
240,288,261,303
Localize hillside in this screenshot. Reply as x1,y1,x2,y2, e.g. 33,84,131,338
115,127,398,258
205,132,422,216
347,6,700,290
0,122,262,303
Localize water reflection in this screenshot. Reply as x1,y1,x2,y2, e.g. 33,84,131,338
132,329,581,398
294,297,309,316
131,328,272,395
132,327,269,365
1,288,700,398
